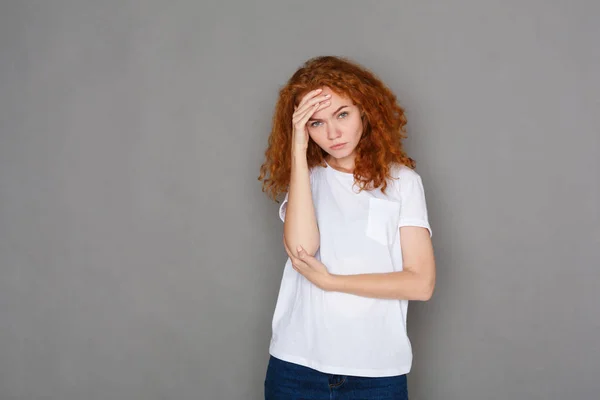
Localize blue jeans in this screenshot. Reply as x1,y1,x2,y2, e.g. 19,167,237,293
264,356,408,400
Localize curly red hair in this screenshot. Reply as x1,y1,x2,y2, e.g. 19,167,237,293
258,55,416,200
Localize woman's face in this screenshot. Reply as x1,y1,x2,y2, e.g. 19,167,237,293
306,87,363,162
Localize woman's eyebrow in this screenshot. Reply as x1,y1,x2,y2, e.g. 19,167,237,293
308,105,348,121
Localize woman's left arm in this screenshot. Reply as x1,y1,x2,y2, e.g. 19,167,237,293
289,226,435,301
331,226,435,301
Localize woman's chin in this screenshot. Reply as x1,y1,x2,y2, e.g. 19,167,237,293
330,149,355,160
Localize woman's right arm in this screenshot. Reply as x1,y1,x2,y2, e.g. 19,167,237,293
283,89,331,258
283,148,319,257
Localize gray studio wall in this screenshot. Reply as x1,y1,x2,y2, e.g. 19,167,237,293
0,1,598,399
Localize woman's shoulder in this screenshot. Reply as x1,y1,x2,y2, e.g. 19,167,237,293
389,162,421,181
385,163,424,199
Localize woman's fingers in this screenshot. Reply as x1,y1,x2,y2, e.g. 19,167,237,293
296,88,323,109
292,100,331,128
294,94,331,119
294,88,330,116
282,236,310,271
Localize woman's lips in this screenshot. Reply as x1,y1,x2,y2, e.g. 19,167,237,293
330,143,346,150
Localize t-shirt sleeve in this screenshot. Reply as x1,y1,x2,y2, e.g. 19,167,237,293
278,168,315,223
398,169,432,237
278,192,289,222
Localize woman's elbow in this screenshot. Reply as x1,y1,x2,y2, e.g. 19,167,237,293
283,237,319,258
299,242,320,257
417,278,436,301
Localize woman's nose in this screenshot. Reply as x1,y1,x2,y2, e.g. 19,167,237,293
327,124,342,140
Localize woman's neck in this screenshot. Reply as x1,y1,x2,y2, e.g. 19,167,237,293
325,155,355,174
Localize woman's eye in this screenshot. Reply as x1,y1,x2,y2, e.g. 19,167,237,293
310,121,323,127
338,112,348,118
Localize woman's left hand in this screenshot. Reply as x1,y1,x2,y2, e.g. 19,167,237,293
283,239,335,291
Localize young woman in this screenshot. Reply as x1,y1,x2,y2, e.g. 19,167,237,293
258,55,436,400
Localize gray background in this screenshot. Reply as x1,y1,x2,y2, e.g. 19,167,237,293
0,1,598,399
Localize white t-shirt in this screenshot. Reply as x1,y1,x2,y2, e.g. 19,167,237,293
269,161,432,377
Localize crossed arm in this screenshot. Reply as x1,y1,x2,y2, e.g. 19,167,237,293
284,225,436,301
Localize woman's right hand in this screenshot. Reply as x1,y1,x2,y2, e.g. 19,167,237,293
292,88,331,152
